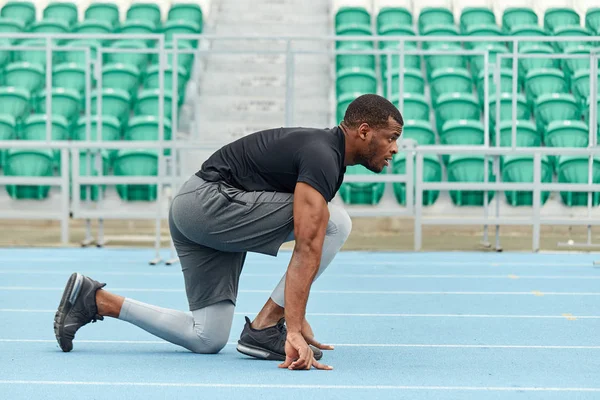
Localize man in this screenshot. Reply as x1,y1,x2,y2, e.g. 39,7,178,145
53,94,403,371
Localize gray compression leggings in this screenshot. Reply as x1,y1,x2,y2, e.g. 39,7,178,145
118,203,351,354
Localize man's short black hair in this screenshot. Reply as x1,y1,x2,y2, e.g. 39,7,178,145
342,94,404,129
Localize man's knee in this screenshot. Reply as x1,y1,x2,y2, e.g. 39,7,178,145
327,203,352,241
189,326,229,354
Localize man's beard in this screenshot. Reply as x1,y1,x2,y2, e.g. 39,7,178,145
357,140,382,173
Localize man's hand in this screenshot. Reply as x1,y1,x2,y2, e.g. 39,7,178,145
278,332,333,370
302,318,334,351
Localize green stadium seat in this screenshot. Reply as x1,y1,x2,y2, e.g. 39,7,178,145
108,40,150,72
422,24,459,49
544,7,580,32
21,114,69,165
0,17,24,35
586,8,600,33
447,154,495,206
339,164,385,205
553,26,591,52
336,92,361,123
3,62,44,93
135,89,174,119
335,6,370,32
557,156,600,206
519,44,557,79
544,121,589,156
155,41,195,74
85,3,119,27
91,88,131,123
534,93,580,133
53,63,87,94
392,93,429,121
144,64,188,101
168,3,203,29
502,7,538,32
509,25,549,49
379,26,419,73
583,96,600,129
525,68,568,105
73,20,113,35
0,114,16,168
13,39,60,67
439,119,484,163
476,68,516,103
74,115,121,162
562,45,593,79
1,1,35,27
469,44,511,78
376,7,412,33
465,24,503,49
34,88,80,122
488,92,530,126
113,149,159,201
502,155,552,206
492,120,541,147
337,41,375,71
424,43,466,77
418,7,453,33
163,20,202,47
400,119,436,145
44,2,78,26
0,38,11,68
382,68,425,97
435,93,480,132
336,67,377,98
392,152,442,206
5,149,54,200
76,150,110,202
29,20,70,34
61,39,100,66
430,67,472,104
127,3,161,27
460,7,496,33
102,63,141,98
119,20,155,36
336,24,373,49
0,87,30,120
126,115,172,143
572,69,600,103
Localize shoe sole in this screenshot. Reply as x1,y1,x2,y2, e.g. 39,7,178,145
236,341,323,361
53,272,84,352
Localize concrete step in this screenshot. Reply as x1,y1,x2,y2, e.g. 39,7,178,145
213,23,330,36
203,53,330,74
215,13,330,25
210,38,331,52
196,95,330,115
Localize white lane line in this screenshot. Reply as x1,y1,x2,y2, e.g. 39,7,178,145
0,380,599,391
2,287,600,296
2,309,600,319
2,270,600,280
1,339,599,349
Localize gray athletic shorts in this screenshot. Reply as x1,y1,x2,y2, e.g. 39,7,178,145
168,174,295,311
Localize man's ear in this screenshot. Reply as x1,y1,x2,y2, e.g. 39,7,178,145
357,123,370,140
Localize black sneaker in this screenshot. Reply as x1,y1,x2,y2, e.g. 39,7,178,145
236,316,323,361
53,272,106,352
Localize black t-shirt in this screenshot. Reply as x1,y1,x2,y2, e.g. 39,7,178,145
195,126,346,202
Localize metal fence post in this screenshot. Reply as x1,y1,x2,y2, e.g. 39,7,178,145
532,152,541,252
414,151,423,251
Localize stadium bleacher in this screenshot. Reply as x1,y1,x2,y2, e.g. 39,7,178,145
333,0,600,208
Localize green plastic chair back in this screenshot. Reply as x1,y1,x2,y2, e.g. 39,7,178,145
0,17,24,34
1,1,35,26
477,68,516,102
135,89,174,119
562,45,593,77
163,20,201,47
553,26,590,52
400,119,435,145
127,3,161,27
73,20,113,35
424,43,466,76
102,63,141,96
337,41,375,71
418,7,453,33
509,25,549,49
519,44,557,77
469,44,511,77
153,40,195,74
583,96,600,127
3,62,44,93
572,69,600,101
502,7,538,32
339,164,385,205
114,149,159,201
382,68,425,97
0,114,16,167
34,88,81,121
91,88,131,122
0,38,11,68
61,39,100,66
494,120,540,147
336,67,377,98
391,93,429,121
447,154,495,205
29,20,70,34
489,92,530,124
119,20,155,36
108,40,150,72
534,93,580,131
44,2,78,26
74,115,121,163
440,119,484,146
144,64,188,97
435,93,480,132
126,115,172,142
53,63,87,94
336,24,373,49
335,6,370,32
168,3,203,27
422,24,459,49
502,154,552,206
13,39,59,67
525,68,568,104
0,86,30,119
75,150,110,202
21,114,69,141
85,3,119,27
392,152,441,206
586,8,600,33
5,149,54,200
376,7,412,33
557,156,600,206
378,26,418,72
430,68,472,103
544,7,580,32
460,7,496,33
465,24,503,48
545,120,589,148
